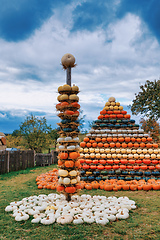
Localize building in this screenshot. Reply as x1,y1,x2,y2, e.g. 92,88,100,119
0,132,6,151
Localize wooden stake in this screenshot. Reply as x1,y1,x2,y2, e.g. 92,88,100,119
66,67,71,86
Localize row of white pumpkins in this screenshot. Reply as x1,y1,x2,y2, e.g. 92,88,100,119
57,137,80,150
89,129,145,133
80,152,160,159
80,148,160,154
5,194,136,225
87,133,149,138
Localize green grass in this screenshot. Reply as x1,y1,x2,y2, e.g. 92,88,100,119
0,165,160,240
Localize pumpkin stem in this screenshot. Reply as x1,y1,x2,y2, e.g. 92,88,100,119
66,194,71,202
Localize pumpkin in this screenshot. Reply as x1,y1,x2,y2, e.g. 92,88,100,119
71,85,79,92
69,152,79,159
96,137,101,142
61,53,75,68
57,185,65,192
65,186,76,193
65,110,74,115
86,142,92,148
84,137,89,142
80,142,86,147
69,94,79,101
118,137,124,142
58,169,68,177
60,94,69,101
64,161,74,168
58,152,68,160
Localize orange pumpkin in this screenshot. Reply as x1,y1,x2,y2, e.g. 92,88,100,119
102,138,107,142
96,137,102,142
134,142,139,148
80,142,86,147
86,142,92,148
65,160,74,168
118,137,124,142
104,184,113,191
99,159,106,165
74,160,80,167
107,137,112,142
116,142,121,148
128,142,133,148
122,142,127,148
57,185,65,192
59,152,68,160
65,110,74,115
92,181,100,189
98,142,103,148
65,186,76,193
104,143,109,148
153,143,158,148
141,137,147,142
83,137,89,142
85,183,92,190
110,142,115,148
146,143,152,148
69,152,79,159
61,101,69,106
136,138,141,142
58,159,64,166
113,137,118,142
140,142,145,148
92,142,98,147
147,137,152,142
100,110,107,115
71,102,80,108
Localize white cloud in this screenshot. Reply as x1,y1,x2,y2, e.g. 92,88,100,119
0,9,160,131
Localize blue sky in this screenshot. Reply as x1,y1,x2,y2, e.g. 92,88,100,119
0,0,160,133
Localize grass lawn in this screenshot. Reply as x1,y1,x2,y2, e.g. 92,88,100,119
0,165,160,240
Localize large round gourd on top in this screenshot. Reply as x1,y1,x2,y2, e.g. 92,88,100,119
61,53,76,69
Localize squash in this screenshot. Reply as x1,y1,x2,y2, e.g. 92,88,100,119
69,94,79,101
61,53,76,69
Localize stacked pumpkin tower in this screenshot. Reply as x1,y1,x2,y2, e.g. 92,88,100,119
79,97,160,182
56,54,81,201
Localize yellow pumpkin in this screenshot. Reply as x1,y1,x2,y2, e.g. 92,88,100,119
69,94,79,101
62,84,72,91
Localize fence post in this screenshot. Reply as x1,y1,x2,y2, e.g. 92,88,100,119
7,151,10,173
33,150,36,167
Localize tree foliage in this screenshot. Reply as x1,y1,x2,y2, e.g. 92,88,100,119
19,115,54,153
140,118,160,142
130,80,160,120
6,135,25,149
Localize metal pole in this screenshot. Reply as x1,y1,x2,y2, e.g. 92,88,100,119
66,67,71,86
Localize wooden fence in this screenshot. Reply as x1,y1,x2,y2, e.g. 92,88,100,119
35,151,58,166
0,150,58,174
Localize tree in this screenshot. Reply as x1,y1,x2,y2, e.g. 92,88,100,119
19,115,53,153
140,118,160,142
6,135,25,149
130,80,160,120
78,109,87,133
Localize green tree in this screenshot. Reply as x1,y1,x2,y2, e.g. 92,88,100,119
140,118,160,142
79,109,86,133
19,115,53,153
130,80,160,120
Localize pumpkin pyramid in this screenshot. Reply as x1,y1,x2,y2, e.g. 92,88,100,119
79,97,160,182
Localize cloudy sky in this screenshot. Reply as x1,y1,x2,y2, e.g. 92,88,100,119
0,0,160,133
